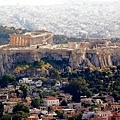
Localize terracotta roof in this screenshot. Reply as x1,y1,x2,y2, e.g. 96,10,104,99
45,96,57,100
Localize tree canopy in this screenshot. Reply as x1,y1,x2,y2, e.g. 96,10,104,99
31,97,41,108
64,79,92,102
20,84,29,99
13,103,29,113
0,74,16,87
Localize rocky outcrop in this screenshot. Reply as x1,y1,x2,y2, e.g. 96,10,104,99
86,48,120,68
0,46,120,77
111,48,120,66
0,49,40,76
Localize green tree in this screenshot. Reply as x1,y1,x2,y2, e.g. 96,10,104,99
0,102,3,118
60,100,67,106
31,97,41,108
20,84,29,99
65,79,92,102
0,114,12,120
13,103,29,113
55,110,64,119
68,113,82,120
49,68,60,80
12,111,29,120
0,74,16,87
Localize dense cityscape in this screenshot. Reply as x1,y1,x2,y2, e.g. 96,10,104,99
0,0,120,120
0,0,120,38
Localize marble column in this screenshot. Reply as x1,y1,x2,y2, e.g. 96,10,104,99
16,37,19,46
21,38,24,46
15,37,17,47
10,37,13,46
18,37,20,46
13,37,16,47
20,37,22,46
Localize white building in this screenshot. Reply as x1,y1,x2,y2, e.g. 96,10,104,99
82,112,96,119
43,96,59,107
96,111,112,120
19,78,32,84
55,81,61,87
30,108,41,114
35,80,42,87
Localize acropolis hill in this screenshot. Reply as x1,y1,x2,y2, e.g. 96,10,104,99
0,30,120,76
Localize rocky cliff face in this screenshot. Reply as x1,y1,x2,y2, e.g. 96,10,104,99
0,49,39,76
86,48,120,68
0,47,120,77
111,48,120,66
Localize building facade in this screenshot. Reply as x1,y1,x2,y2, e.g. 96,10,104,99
43,96,59,107
10,30,53,47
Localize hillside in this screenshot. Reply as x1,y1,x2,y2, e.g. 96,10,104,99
0,26,89,45
0,26,28,45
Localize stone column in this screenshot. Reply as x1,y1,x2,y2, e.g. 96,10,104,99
13,37,16,47
24,37,27,46
23,37,25,46
17,37,19,47
21,38,23,46
21,37,25,46
24,38,27,46
12,36,14,46
16,37,19,47
14,37,17,47
10,36,13,46
26,38,29,46
18,37,20,47
23,38,25,46
19,37,21,46
11,37,13,46
20,37,22,46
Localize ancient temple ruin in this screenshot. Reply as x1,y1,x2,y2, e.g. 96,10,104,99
10,30,53,47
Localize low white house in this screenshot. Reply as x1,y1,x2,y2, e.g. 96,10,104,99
55,81,61,87
82,112,96,119
19,78,32,84
3,102,17,114
0,94,8,102
41,110,48,115
35,80,42,87
96,111,112,120
30,108,41,114
43,96,59,107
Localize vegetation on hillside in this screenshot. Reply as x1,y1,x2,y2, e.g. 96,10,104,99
53,35,84,44
0,74,16,87
0,26,28,45
62,66,120,102
0,26,120,104
1,60,120,103
13,60,52,74
0,103,29,120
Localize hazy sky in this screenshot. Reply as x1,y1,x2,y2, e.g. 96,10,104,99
0,0,119,5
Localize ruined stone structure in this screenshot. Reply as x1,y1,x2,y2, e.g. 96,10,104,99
0,38,120,77
89,39,110,49
68,42,89,51
10,30,53,47
68,39,120,50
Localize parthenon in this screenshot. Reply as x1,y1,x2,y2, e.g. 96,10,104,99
10,30,53,47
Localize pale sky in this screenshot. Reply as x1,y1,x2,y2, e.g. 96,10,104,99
0,0,118,5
